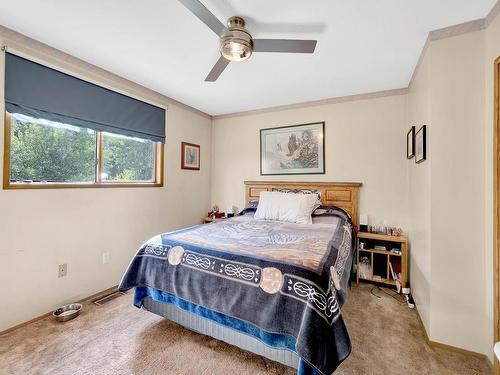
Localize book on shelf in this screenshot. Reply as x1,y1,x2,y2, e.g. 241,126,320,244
389,261,396,281
389,259,402,293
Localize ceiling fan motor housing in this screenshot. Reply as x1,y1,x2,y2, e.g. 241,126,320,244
219,16,253,61
227,16,246,29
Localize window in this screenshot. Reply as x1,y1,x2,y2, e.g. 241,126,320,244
3,112,163,188
101,132,156,182
4,53,165,189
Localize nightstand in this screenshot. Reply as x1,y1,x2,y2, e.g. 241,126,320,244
356,232,407,288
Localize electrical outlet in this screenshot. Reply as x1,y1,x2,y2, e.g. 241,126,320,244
58,263,67,278
102,252,110,265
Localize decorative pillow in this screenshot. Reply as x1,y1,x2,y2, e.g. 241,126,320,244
313,205,352,223
254,191,319,224
239,201,259,216
272,188,321,200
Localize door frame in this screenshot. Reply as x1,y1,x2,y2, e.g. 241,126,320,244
494,55,500,375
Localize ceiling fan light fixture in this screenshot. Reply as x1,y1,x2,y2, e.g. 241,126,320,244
219,16,253,62
220,38,252,61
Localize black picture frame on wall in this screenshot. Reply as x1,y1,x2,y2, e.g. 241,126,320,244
415,125,427,163
260,122,325,175
407,126,415,159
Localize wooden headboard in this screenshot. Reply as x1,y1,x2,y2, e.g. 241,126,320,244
244,181,362,228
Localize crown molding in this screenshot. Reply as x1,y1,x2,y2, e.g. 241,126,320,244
429,18,485,41
0,25,212,120
409,0,500,89
485,0,500,28
409,18,484,89
409,19,484,89
212,88,408,120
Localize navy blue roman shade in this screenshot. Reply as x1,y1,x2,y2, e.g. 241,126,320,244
4,53,166,143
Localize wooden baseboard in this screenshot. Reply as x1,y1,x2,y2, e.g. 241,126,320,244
428,340,493,364
414,307,493,373
0,285,118,336
414,306,430,342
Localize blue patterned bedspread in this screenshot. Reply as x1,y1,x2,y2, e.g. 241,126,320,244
119,212,354,375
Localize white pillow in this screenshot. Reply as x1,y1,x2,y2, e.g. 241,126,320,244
254,191,319,224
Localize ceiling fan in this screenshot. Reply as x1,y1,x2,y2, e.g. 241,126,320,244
178,0,318,82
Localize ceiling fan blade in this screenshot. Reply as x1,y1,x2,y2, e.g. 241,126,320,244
253,39,317,53
177,0,227,36
205,56,230,82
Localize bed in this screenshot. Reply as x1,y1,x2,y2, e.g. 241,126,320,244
119,181,361,375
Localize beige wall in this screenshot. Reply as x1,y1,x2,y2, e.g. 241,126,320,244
407,45,432,333
408,28,493,358
211,94,409,229
430,31,487,353
0,35,212,331
406,9,500,360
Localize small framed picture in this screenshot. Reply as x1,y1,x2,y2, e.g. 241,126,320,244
407,126,415,159
415,125,426,163
181,142,200,170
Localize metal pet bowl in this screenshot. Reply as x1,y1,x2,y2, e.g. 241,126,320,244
53,303,82,322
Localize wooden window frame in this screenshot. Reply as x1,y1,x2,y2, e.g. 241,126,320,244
2,112,164,189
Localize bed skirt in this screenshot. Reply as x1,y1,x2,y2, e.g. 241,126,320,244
142,296,300,369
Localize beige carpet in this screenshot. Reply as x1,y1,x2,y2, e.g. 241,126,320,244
0,284,491,375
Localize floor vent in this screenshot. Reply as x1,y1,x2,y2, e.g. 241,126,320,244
93,290,126,305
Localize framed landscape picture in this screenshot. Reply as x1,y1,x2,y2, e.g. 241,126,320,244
181,142,200,170
415,125,426,164
260,122,325,175
407,126,415,159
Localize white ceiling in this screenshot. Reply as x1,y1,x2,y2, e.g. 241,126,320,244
0,0,496,115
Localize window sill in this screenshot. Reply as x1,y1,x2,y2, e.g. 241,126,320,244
3,182,163,189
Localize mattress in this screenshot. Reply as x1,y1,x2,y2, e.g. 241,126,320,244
142,296,300,369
